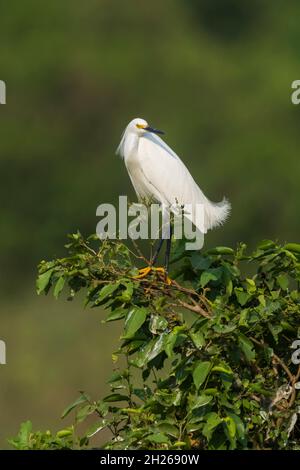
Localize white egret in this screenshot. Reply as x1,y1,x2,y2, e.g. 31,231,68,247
117,117,230,278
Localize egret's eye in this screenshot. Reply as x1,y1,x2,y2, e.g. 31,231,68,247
136,123,146,129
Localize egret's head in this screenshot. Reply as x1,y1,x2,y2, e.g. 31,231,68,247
127,118,164,136
116,118,165,158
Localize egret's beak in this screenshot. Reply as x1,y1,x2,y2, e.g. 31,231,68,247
145,126,165,135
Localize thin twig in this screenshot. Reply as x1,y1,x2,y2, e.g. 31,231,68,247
175,299,211,318
130,239,149,264
170,279,212,311
250,336,294,383
81,240,97,256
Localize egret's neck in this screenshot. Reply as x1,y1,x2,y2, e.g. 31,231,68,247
123,132,139,161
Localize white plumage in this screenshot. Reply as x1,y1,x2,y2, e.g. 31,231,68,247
117,118,230,234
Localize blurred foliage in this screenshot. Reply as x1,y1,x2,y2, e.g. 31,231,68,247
2,0,300,450
1,0,300,293
12,233,300,449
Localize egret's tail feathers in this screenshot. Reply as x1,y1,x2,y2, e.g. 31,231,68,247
204,197,231,232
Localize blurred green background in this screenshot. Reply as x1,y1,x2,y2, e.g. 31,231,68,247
1,0,300,448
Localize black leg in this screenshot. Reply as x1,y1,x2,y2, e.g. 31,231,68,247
164,224,172,274
151,237,164,266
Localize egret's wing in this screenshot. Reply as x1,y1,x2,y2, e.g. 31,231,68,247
138,133,207,206
138,133,208,232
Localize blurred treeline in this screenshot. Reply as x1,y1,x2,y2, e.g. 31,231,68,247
0,0,300,448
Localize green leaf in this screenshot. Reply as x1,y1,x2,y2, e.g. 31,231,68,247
132,334,166,367
96,401,109,417
107,372,123,383
224,271,233,297
157,423,179,438
155,389,182,407
211,364,233,375
146,433,169,444
173,441,187,448
246,278,256,293
268,322,283,342
202,412,222,440
238,333,255,362
207,246,234,255
18,420,32,448
213,322,236,334
186,422,203,433
36,269,54,294
193,361,211,390
120,407,143,415
239,308,249,326
56,428,73,438
234,288,251,306
103,393,129,402
223,415,236,439
189,330,205,349
149,314,168,334
61,393,89,419
227,413,246,443
284,243,300,254
191,253,212,270
105,307,127,322
257,240,276,251
258,294,266,306
164,332,177,358
118,281,133,302
164,326,186,358
190,394,213,410
86,420,108,438
277,273,289,290
53,276,65,299
123,307,148,339
75,404,95,423
96,283,119,304
200,268,223,287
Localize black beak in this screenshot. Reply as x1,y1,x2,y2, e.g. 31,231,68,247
145,126,165,135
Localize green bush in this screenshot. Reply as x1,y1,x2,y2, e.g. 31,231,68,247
11,235,300,449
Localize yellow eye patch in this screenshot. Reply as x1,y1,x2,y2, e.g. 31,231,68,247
136,123,146,129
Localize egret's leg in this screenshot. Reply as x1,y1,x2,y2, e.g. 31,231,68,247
151,237,164,266
134,228,172,284
164,225,172,275
133,239,164,280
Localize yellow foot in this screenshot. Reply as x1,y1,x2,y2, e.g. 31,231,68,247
153,267,172,285
134,266,172,285
134,266,152,279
